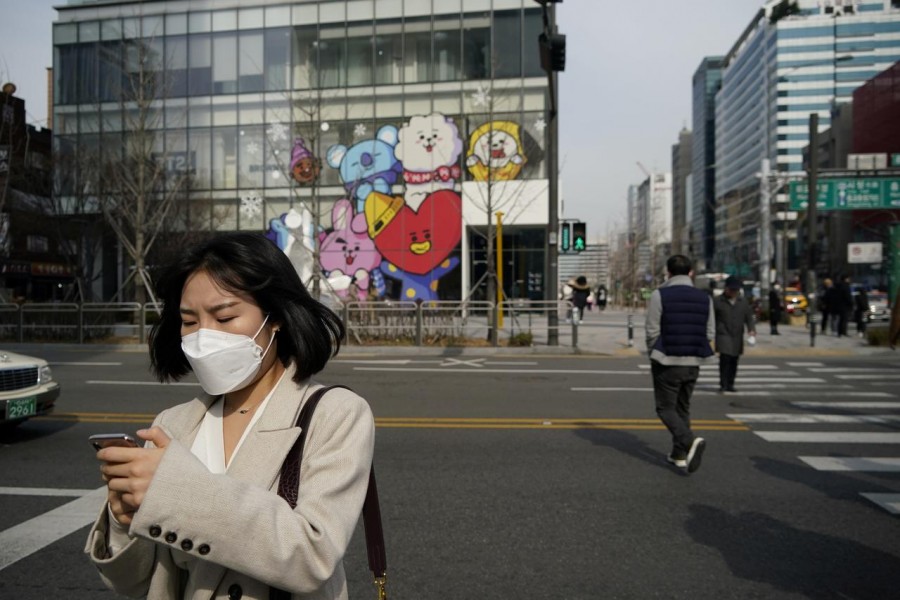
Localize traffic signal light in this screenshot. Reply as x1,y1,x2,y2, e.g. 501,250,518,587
560,222,571,252
572,222,586,252
539,32,566,73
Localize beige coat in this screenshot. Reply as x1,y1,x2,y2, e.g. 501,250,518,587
84,364,375,600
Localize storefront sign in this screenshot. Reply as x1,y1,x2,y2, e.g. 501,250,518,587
847,242,882,264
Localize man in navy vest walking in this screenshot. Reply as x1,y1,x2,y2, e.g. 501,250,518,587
645,255,714,473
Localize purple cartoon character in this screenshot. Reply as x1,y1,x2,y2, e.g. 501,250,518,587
290,138,320,185
318,199,382,301
326,125,402,212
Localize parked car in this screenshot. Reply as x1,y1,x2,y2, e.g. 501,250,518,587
0,350,59,431
783,287,808,314
864,291,890,322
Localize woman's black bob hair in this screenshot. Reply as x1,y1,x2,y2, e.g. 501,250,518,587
149,232,345,384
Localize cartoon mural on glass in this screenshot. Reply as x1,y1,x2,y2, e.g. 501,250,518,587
289,137,320,185
317,199,383,302
394,113,464,211
465,121,527,182
325,125,402,213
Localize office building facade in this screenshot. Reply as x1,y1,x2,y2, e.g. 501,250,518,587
713,0,900,281
52,0,552,303
690,56,723,273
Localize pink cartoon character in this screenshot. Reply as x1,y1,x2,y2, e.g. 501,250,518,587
318,199,382,301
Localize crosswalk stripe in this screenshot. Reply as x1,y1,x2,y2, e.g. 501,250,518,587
0,486,107,571
730,414,900,424
809,367,898,373
836,374,900,380
637,364,779,370
792,401,900,408
754,431,900,443
859,493,900,515
696,377,822,383
787,362,824,367
0,487,95,497
798,457,900,472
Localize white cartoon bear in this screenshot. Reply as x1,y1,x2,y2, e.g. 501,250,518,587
394,113,464,211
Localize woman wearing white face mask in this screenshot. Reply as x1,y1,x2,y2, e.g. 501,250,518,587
85,232,376,600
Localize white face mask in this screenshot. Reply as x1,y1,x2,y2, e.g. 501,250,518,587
181,315,275,396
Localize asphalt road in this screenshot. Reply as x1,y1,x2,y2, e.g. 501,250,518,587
1,348,898,599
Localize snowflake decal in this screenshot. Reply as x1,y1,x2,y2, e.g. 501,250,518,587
240,191,263,220
471,83,492,108
353,123,367,139
245,141,261,156
534,117,547,135
267,121,288,142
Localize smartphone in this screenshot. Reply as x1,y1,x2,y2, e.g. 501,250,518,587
89,433,139,451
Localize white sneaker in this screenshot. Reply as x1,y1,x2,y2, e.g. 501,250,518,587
666,454,687,469
686,438,706,473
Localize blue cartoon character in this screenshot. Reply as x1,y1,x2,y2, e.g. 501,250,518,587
326,125,402,212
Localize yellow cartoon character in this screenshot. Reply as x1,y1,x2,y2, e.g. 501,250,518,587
465,121,527,181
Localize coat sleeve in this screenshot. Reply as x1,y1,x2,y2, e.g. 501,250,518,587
645,290,662,354
129,392,375,595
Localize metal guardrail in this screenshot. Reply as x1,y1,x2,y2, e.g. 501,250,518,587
0,300,596,347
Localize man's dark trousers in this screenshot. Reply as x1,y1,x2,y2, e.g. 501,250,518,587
719,354,739,391
651,361,698,457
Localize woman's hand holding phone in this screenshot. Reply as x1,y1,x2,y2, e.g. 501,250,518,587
91,428,172,525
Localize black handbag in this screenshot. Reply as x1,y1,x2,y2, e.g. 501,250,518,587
271,385,387,600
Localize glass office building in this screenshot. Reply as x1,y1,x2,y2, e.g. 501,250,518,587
713,0,900,279
53,0,552,302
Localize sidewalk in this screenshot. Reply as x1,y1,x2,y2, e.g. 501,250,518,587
568,308,895,358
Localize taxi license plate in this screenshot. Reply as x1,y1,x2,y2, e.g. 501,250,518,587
7,397,36,419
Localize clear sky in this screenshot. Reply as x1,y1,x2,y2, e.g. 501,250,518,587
1,0,765,241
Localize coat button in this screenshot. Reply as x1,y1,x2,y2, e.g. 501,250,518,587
227,583,243,599
164,532,178,544
198,543,210,555
148,525,162,538
180,539,193,551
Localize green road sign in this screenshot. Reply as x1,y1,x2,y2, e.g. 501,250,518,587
891,153,900,168
789,178,900,211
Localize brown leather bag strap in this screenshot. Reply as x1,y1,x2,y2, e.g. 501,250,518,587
272,385,386,600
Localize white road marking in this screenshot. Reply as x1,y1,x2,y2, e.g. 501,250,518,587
87,380,199,386
860,493,900,515
836,374,900,380
49,362,123,366
809,367,898,373
792,401,900,408
697,377,822,383
572,387,654,392
638,364,780,370
729,414,900,424
754,431,900,443
787,362,825,367
335,359,538,366
352,367,645,374
798,457,900,472
0,487,95,497
0,486,106,572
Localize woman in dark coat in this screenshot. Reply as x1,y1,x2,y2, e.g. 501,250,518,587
567,276,591,323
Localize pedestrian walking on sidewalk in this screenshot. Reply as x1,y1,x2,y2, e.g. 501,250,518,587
835,274,854,337
889,296,900,350
768,283,784,335
567,276,590,323
714,276,756,394
821,278,835,334
854,287,869,338
645,255,713,474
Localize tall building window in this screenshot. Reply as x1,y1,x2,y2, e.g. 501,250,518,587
319,24,347,88
493,10,522,78
292,26,317,89
434,14,461,82
188,34,212,96
347,24,374,86
166,36,188,97
463,12,490,80
213,33,238,94
374,19,402,85
238,31,264,93
404,16,431,83
264,28,291,91
522,9,543,77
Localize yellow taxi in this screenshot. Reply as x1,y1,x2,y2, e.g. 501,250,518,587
783,287,808,314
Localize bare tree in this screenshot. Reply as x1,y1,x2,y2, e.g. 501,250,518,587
91,35,191,305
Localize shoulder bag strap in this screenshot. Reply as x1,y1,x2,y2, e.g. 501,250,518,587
272,385,387,600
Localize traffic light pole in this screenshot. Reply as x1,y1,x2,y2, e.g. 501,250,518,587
541,2,560,346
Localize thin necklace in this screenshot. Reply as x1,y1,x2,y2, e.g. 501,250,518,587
226,397,262,415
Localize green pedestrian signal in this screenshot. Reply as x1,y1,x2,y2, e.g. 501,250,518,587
560,222,571,252
572,222,586,252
